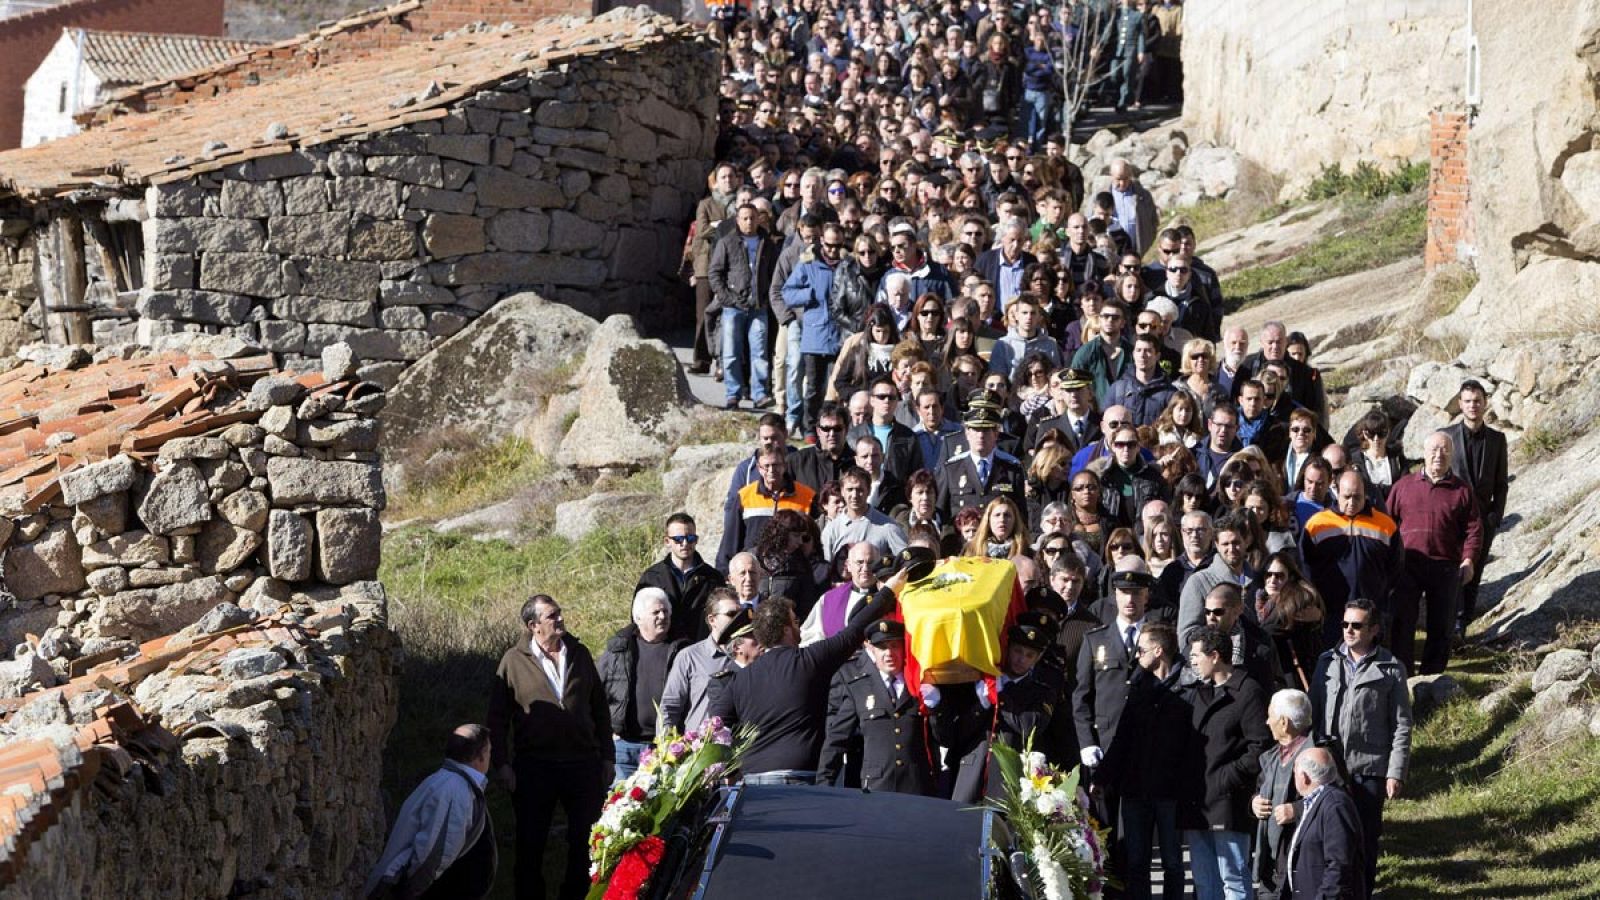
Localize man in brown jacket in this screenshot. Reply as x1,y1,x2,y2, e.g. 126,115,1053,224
487,594,613,900
690,163,740,375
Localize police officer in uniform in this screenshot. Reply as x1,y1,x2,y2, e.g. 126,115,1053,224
937,404,1029,524
817,620,935,795
1073,568,1156,841
940,389,1026,462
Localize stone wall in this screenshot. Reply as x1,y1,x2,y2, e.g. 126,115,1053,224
1181,0,1466,192
106,34,715,386
0,227,40,354
0,582,394,898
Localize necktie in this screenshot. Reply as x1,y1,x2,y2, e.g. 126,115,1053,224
1074,417,1087,440
1123,625,1137,658
978,458,990,485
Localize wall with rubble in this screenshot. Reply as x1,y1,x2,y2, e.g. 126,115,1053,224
0,344,395,895
0,583,394,898
111,35,715,385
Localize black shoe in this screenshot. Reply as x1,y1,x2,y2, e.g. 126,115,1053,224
752,396,775,410
724,398,740,410
687,362,711,376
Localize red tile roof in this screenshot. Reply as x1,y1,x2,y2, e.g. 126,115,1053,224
74,29,263,87
0,12,694,199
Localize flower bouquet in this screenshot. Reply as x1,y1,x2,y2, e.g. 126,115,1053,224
988,740,1110,900
587,717,750,900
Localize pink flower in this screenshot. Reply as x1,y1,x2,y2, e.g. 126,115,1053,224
713,727,733,746
668,741,687,757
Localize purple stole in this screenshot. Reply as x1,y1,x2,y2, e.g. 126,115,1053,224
821,583,854,637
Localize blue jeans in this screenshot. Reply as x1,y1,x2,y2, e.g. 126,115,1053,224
613,739,650,783
1121,798,1184,900
1186,828,1254,900
1023,88,1052,148
785,317,804,429
721,307,770,404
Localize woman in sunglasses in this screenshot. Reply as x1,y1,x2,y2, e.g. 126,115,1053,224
1024,443,1074,531
1067,469,1113,559
908,292,949,366
1093,527,1145,603
1212,461,1253,515
1254,551,1327,690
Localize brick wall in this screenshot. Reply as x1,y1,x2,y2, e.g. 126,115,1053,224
100,0,601,119
1426,109,1474,270
0,0,225,149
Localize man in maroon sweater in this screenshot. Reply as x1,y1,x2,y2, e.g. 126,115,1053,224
1385,432,1483,675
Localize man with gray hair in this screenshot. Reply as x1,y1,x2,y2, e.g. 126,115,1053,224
1288,747,1365,899
1234,320,1327,425
599,588,689,781
974,217,1038,309
1253,689,1316,897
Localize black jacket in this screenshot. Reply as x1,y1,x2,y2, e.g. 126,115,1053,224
848,420,921,483
819,654,934,795
1098,458,1168,528
636,554,727,642
1235,352,1327,425
828,257,884,335
1103,666,1193,800
1289,784,1365,899
1442,421,1509,532
599,625,688,742
789,443,852,496
1179,669,1272,833
708,228,779,313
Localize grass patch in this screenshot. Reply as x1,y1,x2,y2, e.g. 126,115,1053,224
1427,265,1479,319
1305,160,1431,201
380,523,658,898
1519,425,1571,463
387,433,551,523
1383,664,1600,898
1222,193,1426,311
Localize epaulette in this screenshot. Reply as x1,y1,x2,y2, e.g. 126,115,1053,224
995,450,1020,464
710,668,734,679
946,451,971,464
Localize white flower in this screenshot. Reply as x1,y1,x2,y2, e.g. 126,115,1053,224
1035,793,1056,816
1032,841,1070,900
1019,779,1037,803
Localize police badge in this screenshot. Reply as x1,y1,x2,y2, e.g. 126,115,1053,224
866,693,876,711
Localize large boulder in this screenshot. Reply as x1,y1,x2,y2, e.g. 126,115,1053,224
553,492,659,542
4,521,86,601
383,291,596,451
554,315,694,471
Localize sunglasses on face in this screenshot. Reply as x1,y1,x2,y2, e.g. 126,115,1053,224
1265,570,1288,580
1225,479,1246,489
872,393,896,401
1043,545,1067,554
668,534,699,544
1072,483,1096,492
1113,440,1139,449
1290,426,1313,434
1342,620,1370,631
1167,266,1190,274
1203,607,1228,617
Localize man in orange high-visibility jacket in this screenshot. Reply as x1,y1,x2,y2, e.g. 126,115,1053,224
717,445,816,572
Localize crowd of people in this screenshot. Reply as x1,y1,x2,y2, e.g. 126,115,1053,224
368,1,1516,898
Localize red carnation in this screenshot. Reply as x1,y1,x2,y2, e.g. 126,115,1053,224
629,785,647,802
603,835,666,900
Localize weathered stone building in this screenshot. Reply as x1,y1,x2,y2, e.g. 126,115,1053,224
0,8,718,383
0,340,395,895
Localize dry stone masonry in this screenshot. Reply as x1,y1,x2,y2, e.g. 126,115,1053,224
0,11,718,373
0,340,395,894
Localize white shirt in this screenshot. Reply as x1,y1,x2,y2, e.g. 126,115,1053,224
532,638,568,697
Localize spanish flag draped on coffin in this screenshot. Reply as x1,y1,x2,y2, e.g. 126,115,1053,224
896,555,1026,692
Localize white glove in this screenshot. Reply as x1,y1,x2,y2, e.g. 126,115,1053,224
1080,746,1104,768
976,681,993,709
920,683,942,708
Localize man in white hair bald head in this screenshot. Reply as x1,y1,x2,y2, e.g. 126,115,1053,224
598,587,687,781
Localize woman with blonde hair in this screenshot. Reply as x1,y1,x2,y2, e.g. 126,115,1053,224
1178,338,1227,412
1025,442,1073,529
1141,512,1180,578
967,495,1031,560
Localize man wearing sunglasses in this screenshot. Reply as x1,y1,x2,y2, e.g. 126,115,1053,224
1309,598,1413,900
783,223,849,432
636,513,728,642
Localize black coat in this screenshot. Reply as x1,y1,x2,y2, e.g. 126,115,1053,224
1289,785,1366,900
708,229,780,313
1235,352,1327,425
1442,421,1509,533
1072,622,1139,757
1178,670,1272,833
1103,666,1193,801
847,421,921,483
1098,459,1169,529
819,654,934,795
828,257,884,335
636,554,727,642
598,626,689,742
935,450,1029,524
789,443,852,496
